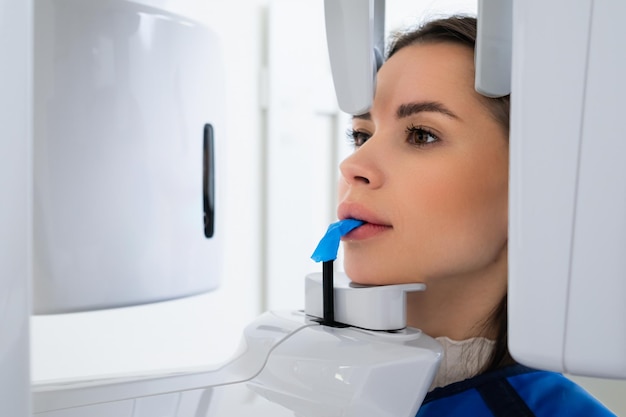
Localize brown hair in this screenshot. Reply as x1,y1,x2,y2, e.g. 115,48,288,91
388,16,513,373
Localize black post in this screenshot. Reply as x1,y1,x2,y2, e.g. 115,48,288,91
322,260,334,324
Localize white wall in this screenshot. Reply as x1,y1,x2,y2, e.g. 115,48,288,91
263,0,345,312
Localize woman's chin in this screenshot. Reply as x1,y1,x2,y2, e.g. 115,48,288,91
343,262,423,287
343,265,396,286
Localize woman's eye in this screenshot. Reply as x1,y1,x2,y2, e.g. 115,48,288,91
347,129,371,147
406,125,439,147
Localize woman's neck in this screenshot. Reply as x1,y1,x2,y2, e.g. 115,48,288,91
406,246,508,340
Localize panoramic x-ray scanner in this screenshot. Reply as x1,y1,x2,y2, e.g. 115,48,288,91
5,0,626,416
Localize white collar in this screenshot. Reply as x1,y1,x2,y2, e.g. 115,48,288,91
429,336,496,390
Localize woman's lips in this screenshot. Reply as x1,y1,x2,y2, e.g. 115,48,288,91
342,222,392,240
337,202,392,240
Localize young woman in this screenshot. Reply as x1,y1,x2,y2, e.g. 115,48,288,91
337,16,615,417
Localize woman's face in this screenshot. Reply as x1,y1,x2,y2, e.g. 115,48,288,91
338,42,509,286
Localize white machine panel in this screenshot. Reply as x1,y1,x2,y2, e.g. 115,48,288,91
33,0,226,313
564,0,626,377
508,0,626,378
1,0,32,414
33,311,441,417
324,0,384,115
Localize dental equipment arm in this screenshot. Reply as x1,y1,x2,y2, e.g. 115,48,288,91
34,287,441,417
474,0,512,98
324,0,385,115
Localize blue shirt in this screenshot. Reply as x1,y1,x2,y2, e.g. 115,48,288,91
417,364,616,417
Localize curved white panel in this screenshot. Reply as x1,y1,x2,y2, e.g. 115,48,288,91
509,0,626,378
564,0,626,378
34,311,441,417
324,0,382,115
33,0,226,314
508,0,591,373
475,0,512,97
1,0,32,414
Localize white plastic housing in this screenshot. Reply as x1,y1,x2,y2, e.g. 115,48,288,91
33,0,226,313
305,272,425,331
32,312,309,413
1,0,32,414
34,311,442,417
324,0,385,115
475,0,512,97
248,314,442,417
508,0,626,378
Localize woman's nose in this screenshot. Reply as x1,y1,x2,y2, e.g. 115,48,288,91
339,144,383,188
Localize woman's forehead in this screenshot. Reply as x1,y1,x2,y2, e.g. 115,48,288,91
372,43,477,115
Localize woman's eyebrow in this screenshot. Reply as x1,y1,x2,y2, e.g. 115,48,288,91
396,101,459,120
351,101,460,121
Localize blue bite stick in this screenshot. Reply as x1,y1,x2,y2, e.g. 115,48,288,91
310,219,364,325
311,218,365,262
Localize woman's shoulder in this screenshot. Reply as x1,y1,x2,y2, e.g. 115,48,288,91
417,364,616,417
